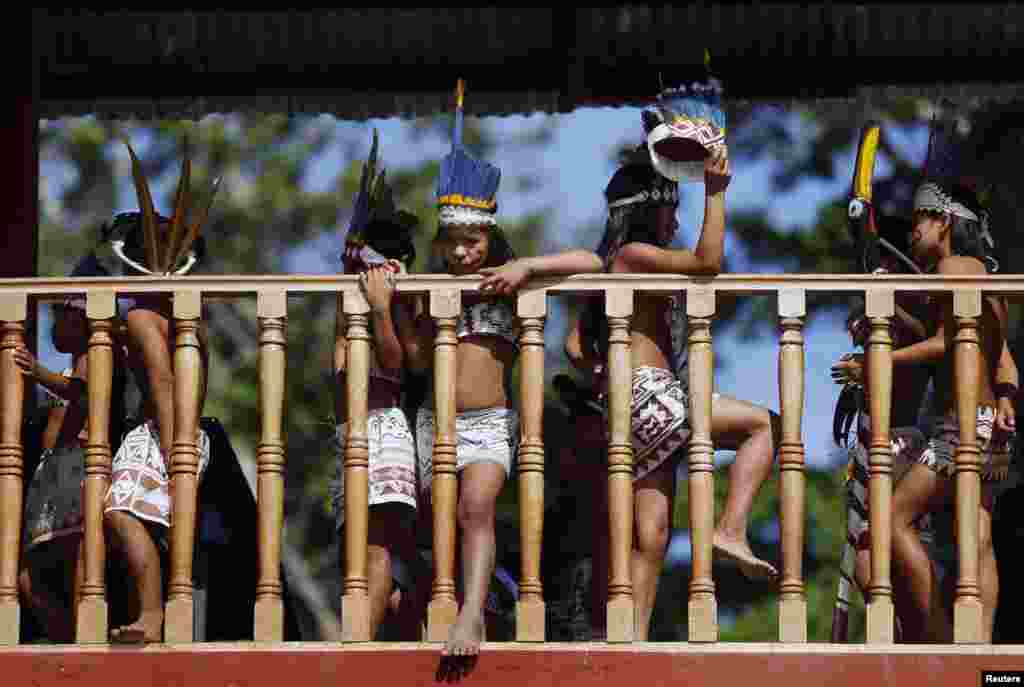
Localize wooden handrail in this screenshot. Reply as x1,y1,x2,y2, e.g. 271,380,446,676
0,275,1013,646
5,273,1024,297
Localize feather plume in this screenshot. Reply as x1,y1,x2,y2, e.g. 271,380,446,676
164,137,193,272
124,139,161,272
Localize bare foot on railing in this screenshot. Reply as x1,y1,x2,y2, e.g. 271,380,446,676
442,612,484,657
110,610,163,644
712,531,778,582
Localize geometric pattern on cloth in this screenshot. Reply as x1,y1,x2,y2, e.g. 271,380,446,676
917,406,1013,482
103,420,211,529
329,406,418,531
846,415,934,550
601,365,692,483
456,299,519,345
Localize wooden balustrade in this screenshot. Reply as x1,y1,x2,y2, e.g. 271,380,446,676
0,293,26,646
687,288,717,643
165,291,204,643
76,293,115,643
604,288,634,642
0,275,1013,647
255,291,287,641
865,290,895,643
777,289,807,642
426,289,460,642
952,290,984,643
341,289,372,642
516,291,546,641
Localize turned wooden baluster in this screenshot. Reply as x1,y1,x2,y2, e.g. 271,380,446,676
0,293,26,645
777,289,807,642
605,288,634,643
687,287,717,643
427,289,460,641
516,290,546,641
341,289,372,642
76,292,115,643
165,291,204,643
865,290,895,643
952,290,984,643
255,291,287,641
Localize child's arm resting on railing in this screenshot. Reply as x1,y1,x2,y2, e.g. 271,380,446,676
478,249,603,295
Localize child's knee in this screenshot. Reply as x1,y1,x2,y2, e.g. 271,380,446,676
366,544,392,576
457,493,496,530
636,512,670,554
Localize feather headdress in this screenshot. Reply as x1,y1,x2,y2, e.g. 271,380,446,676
341,129,418,272
642,49,727,183
112,137,221,276
913,104,997,270
436,79,501,226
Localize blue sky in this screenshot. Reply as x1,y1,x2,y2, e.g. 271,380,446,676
38,106,932,474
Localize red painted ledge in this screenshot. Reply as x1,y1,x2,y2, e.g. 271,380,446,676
4,642,1024,687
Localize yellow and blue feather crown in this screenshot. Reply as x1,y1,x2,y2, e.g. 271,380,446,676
436,79,501,226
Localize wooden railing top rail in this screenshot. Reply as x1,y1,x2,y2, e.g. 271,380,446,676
2,273,1024,298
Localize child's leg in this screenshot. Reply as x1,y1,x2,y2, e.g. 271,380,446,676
105,511,164,642
444,461,506,657
364,504,415,639
891,464,950,642
632,460,674,641
979,499,998,642
19,545,74,642
125,309,174,459
709,394,779,580
590,476,609,639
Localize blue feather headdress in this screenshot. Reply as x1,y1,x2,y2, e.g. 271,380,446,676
642,49,726,183
436,79,501,226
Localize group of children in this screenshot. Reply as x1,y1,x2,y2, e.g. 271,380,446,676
831,120,1017,642
328,78,780,655
11,73,1016,654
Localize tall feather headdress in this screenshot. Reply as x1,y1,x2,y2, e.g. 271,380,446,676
113,137,221,275
341,129,418,272
436,79,501,226
913,104,996,269
642,49,727,183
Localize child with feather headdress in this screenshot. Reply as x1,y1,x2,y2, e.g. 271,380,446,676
404,80,601,658
93,138,220,643
330,129,424,640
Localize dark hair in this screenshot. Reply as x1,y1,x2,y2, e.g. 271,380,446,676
363,218,417,268
947,183,996,271
596,203,663,267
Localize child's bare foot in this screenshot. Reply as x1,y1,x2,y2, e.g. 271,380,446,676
110,610,163,644
442,612,484,657
713,531,778,582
